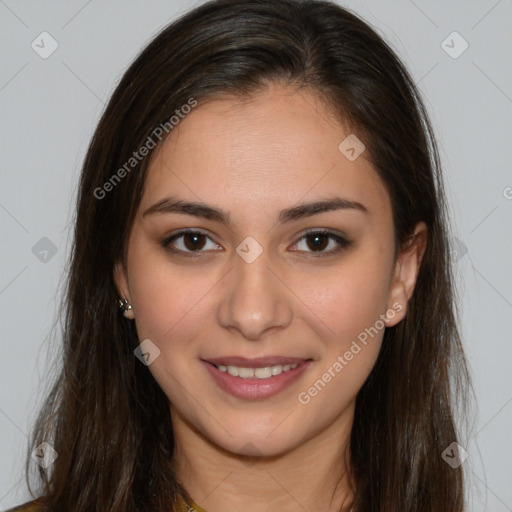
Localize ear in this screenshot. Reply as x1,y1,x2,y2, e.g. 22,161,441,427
385,222,427,327
113,260,135,320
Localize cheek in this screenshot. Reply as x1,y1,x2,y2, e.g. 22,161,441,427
291,248,392,394
292,269,388,431
126,260,211,405
126,242,217,345
296,251,393,342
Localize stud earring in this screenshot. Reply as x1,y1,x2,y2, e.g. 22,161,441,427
118,298,135,319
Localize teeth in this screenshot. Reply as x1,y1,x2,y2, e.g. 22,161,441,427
255,367,272,379
271,365,282,376
216,363,299,379
227,365,239,377
238,367,255,378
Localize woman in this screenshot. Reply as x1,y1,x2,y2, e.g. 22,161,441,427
10,0,471,510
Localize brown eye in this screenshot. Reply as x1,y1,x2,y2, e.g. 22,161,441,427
183,232,207,251
305,233,329,251
291,230,352,256
162,230,221,255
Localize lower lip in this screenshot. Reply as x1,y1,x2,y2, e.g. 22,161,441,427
202,360,312,400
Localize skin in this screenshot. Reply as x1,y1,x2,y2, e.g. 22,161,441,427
114,82,427,512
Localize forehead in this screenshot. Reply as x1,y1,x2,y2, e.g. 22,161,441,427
142,84,390,220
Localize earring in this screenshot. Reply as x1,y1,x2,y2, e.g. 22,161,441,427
118,298,135,319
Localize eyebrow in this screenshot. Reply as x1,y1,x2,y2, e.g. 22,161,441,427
142,195,369,224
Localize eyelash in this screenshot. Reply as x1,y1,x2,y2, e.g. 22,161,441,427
161,229,352,258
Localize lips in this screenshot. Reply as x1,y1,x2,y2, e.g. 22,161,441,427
201,356,312,399
203,356,308,368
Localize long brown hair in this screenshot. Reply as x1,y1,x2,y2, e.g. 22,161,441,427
27,0,472,510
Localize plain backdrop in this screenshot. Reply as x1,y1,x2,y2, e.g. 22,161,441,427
0,0,511,510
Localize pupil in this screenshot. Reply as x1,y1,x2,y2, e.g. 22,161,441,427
184,233,205,251
307,234,327,251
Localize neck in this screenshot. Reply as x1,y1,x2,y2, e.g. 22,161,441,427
171,403,356,512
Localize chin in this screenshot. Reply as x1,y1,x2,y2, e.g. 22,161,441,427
202,416,304,459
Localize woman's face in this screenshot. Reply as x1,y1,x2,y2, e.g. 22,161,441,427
115,83,425,457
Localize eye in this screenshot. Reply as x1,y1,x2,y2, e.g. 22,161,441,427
290,230,352,256
162,230,222,256
162,229,352,258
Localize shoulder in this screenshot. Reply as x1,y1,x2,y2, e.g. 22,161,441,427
5,498,46,512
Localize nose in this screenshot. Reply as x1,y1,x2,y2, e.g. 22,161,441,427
217,251,293,341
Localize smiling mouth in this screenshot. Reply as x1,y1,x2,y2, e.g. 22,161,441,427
201,357,313,399
202,356,312,380
212,363,300,379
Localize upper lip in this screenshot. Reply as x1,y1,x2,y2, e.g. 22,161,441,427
203,356,309,368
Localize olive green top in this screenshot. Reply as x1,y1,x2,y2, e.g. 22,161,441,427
7,493,206,512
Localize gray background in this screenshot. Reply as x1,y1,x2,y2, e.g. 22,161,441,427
0,0,511,510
